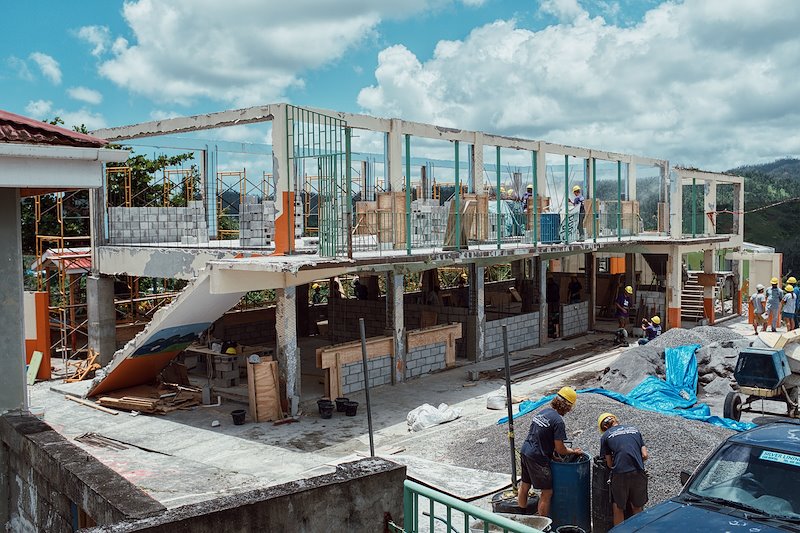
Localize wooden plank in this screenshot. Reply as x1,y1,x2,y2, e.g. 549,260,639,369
317,336,394,369
27,351,43,386
406,323,463,350
65,395,119,415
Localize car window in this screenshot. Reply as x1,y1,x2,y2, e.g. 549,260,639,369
689,443,800,518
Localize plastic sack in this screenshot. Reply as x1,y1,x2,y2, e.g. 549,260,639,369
407,403,462,432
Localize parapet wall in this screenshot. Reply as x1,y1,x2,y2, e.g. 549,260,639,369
108,201,208,245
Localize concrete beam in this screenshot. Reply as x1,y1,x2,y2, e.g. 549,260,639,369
87,275,117,365
0,189,26,413
209,266,353,294
275,287,300,416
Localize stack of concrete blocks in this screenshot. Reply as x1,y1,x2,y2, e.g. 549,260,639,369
410,199,448,247
340,354,392,394
239,196,276,247
637,290,665,322
484,312,540,357
406,342,447,378
212,354,240,388
108,201,208,245
560,301,589,338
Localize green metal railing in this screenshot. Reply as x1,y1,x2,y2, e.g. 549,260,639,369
388,479,542,533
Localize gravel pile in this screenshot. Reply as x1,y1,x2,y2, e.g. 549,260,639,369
601,326,753,398
440,393,734,505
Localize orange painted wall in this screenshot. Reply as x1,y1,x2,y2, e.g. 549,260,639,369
24,292,51,380
609,257,625,275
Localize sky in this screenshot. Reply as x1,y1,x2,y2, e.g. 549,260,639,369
2,0,799,171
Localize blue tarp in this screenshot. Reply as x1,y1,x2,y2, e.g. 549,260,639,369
499,344,756,432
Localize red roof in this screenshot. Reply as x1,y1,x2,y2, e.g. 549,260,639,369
0,109,108,148
31,248,92,274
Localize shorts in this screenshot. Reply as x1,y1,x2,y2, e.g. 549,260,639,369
520,455,552,490
784,313,795,321
753,313,766,325
610,470,648,509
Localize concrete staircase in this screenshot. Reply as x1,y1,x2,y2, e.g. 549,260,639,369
681,273,706,324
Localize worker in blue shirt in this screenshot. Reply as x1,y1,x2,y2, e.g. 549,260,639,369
637,315,661,345
571,185,586,241
790,276,800,330
598,413,649,526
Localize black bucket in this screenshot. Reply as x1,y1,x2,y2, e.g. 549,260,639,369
317,399,334,419
335,397,350,412
231,409,246,425
344,400,359,416
555,527,585,533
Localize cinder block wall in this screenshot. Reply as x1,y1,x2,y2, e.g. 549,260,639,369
560,300,589,338
341,354,392,394
406,342,447,378
108,201,208,244
637,290,666,322
0,413,164,532
485,312,540,357
328,298,387,343
212,307,278,347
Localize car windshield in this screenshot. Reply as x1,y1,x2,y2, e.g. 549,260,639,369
688,442,800,519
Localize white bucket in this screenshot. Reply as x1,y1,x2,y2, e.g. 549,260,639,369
29,406,45,419
470,514,552,532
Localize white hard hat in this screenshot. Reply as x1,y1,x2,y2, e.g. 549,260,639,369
756,283,765,291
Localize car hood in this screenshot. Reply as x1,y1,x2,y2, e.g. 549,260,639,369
610,499,793,532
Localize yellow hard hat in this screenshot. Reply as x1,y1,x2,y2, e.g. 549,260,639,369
651,315,661,325
625,285,633,294
789,277,797,285
572,185,581,192
460,273,468,279
312,283,320,289
557,386,577,405
598,412,616,433
786,284,794,292
225,346,237,355
771,277,779,285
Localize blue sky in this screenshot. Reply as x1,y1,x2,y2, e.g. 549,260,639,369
2,0,798,170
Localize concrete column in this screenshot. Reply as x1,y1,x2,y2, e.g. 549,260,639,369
669,170,683,239
0,188,26,412
628,161,637,202
386,273,405,383
387,119,404,191
539,257,549,346
587,253,596,330
472,132,485,193
666,247,682,329
87,274,117,365
732,182,743,237
705,180,717,235
703,248,716,324
276,286,300,416
535,150,547,199
466,264,485,361
733,255,743,315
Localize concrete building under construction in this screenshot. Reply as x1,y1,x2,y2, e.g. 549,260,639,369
1,104,779,532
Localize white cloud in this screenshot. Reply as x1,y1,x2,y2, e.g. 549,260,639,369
76,25,112,57
67,86,103,105
7,56,33,81
357,0,800,170
29,52,62,85
92,0,459,108
25,99,107,130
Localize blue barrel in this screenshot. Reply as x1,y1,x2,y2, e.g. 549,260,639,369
550,453,591,532
540,213,561,243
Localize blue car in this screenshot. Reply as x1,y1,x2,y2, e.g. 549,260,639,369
611,421,800,532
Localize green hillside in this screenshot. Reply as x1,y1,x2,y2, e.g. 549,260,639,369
729,158,800,276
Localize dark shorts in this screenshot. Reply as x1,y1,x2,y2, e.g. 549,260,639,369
520,455,552,490
610,470,648,509
785,313,795,321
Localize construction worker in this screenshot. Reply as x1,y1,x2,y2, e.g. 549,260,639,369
598,413,649,526
311,283,323,304
616,285,634,331
638,316,661,345
571,185,586,241
783,284,796,331
790,277,800,330
765,277,783,332
457,272,468,288
750,284,767,334
522,185,534,213
518,386,582,517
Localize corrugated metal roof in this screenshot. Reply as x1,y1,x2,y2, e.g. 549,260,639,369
0,109,107,148
30,247,92,274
